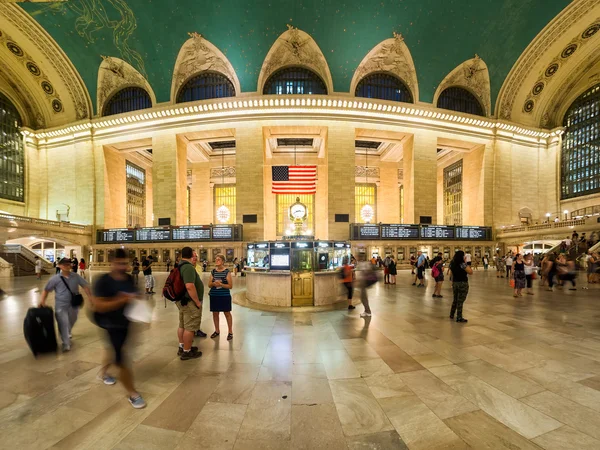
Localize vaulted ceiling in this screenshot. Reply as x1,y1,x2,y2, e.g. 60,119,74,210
18,0,570,111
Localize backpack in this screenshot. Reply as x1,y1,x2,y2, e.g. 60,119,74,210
431,264,440,278
162,262,190,302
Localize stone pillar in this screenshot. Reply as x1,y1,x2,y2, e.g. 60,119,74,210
235,124,264,241
24,138,41,218
328,124,355,240
377,163,400,223
152,134,187,226
102,145,127,228
403,132,437,224
189,163,211,224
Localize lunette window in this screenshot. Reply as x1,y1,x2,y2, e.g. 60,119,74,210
355,72,413,103
177,72,235,103
103,87,152,116
263,67,327,95
437,86,485,116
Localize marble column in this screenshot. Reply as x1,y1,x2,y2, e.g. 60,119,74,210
403,132,438,224
152,134,187,226
328,123,355,240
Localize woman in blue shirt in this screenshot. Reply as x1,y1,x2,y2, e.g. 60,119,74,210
209,254,234,340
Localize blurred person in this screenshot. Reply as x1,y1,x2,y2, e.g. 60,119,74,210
358,260,377,317
409,254,416,274
210,254,233,340
165,257,172,273
131,257,140,286
449,251,473,323
389,256,397,284
71,257,78,273
544,253,557,291
586,251,597,284
176,247,205,359
92,248,146,409
495,253,503,278
79,258,86,278
524,253,535,295
383,255,390,284
431,257,444,298
464,251,472,266
483,255,489,270
512,254,526,297
505,254,513,281
413,250,426,287
557,254,577,290
39,257,91,352
142,255,155,294
35,256,42,280
341,256,355,310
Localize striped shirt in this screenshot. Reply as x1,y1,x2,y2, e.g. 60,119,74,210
209,268,231,297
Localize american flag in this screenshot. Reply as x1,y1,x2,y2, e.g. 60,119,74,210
272,165,317,194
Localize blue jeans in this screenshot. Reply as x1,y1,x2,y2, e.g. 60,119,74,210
55,304,79,348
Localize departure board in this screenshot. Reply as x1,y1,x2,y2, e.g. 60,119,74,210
212,226,233,240
97,229,135,243
381,224,419,239
172,226,211,241
359,225,380,239
455,226,490,240
135,228,171,242
420,225,455,239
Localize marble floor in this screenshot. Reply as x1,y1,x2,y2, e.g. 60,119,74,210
2,270,600,449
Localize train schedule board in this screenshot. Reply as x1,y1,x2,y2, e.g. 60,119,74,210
350,224,381,240
172,226,211,241
135,227,171,242
455,226,490,240
97,229,135,243
420,225,455,239
381,224,419,239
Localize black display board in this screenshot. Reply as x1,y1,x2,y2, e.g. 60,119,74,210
135,227,171,242
172,226,211,241
97,229,135,243
381,224,419,239
350,224,381,240
455,226,489,240
420,225,455,239
212,226,233,240
269,248,291,270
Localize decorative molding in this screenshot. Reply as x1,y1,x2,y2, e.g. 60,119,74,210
350,32,419,102
257,25,334,94
97,56,156,116
355,166,380,179
210,166,236,178
433,55,491,116
496,0,598,120
171,32,240,102
0,58,45,128
0,4,91,121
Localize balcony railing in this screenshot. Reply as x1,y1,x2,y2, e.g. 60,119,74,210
498,218,587,234
0,213,90,232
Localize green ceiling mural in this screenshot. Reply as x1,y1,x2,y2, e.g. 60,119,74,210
22,0,570,110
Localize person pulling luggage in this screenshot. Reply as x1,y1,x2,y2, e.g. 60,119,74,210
39,257,91,352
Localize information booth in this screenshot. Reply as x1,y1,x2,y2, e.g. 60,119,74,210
244,240,351,307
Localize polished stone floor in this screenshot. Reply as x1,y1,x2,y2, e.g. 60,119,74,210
2,269,600,449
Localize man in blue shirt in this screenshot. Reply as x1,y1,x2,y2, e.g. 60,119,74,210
412,251,427,287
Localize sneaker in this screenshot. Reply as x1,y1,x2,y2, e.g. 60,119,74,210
360,312,372,317
412,283,416,286
180,348,203,360
177,346,198,356
195,330,208,338
97,374,116,385
569,288,577,291
456,318,468,323
62,344,71,352
348,305,356,310
128,395,146,409
449,315,454,319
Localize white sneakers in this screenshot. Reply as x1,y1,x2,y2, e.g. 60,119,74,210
360,312,372,317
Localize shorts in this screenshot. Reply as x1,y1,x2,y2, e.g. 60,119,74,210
417,267,425,280
176,300,202,331
144,275,154,289
105,325,129,366
435,274,445,282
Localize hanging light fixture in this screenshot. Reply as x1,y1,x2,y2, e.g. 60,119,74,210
360,147,374,223
216,147,231,223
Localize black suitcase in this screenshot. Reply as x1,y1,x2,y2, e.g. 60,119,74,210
23,307,58,357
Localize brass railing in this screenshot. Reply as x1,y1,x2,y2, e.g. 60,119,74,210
498,218,587,234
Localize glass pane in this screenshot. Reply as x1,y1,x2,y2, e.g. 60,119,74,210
355,183,377,224
126,161,146,227
437,87,485,116
263,67,327,95
214,184,236,224
177,72,236,103
443,159,463,225
103,87,152,116
0,93,24,202
276,194,315,236
355,72,413,103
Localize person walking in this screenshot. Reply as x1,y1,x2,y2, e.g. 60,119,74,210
39,257,91,352
449,251,472,323
383,256,390,284
358,260,376,317
35,256,42,280
483,255,489,270
53,259,59,275
142,256,155,294
545,253,557,291
524,254,535,295
165,258,172,273
557,254,577,290
495,253,503,278
79,258,86,278
131,257,140,286
432,257,444,298
587,251,597,284
92,248,146,409
410,254,416,275
175,247,205,359
71,257,78,274
512,254,526,297
341,256,355,310
413,251,426,287
209,254,233,340
389,256,397,284
505,254,513,281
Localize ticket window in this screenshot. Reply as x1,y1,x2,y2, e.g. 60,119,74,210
385,247,392,258
443,247,451,261
107,249,115,262
140,249,148,260
371,248,380,259
199,249,207,261
97,250,105,263
484,247,492,257
357,247,367,261
465,246,472,255
474,247,482,258
150,249,160,262
432,247,440,258
409,247,417,260
128,249,137,261
397,247,405,262
162,249,171,262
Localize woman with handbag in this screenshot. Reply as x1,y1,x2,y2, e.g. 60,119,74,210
512,254,527,297
39,257,91,352
523,254,535,295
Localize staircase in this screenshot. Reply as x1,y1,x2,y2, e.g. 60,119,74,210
0,244,53,277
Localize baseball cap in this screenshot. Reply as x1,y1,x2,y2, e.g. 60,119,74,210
58,257,72,265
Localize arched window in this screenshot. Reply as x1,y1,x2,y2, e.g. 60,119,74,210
263,67,327,95
437,87,485,116
355,72,413,103
176,72,235,103
561,83,600,199
0,92,24,202
103,87,152,117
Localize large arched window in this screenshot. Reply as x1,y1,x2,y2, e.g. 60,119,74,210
176,72,235,103
561,83,600,199
263,67,327,95
103,87,152,117
437,87,485,116
355,72,413,103
0,93,24,202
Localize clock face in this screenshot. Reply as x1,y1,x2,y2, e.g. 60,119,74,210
291,203,306,219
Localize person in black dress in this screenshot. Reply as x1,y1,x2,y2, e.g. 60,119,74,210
449,251,473,323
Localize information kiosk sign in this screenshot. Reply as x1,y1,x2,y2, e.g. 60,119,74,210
172,225,211,241
455,226,490,240
420,225,455,239
97,229,135,243
381,224,419,239
135,227,171,242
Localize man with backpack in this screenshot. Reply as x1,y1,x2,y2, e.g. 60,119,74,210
413,251,426,287
164,246,204,360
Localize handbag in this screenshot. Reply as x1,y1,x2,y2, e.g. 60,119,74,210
510,279,515,288
60,276,84,307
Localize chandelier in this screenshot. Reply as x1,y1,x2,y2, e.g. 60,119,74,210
216,147,230,223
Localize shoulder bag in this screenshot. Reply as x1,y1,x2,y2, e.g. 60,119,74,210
60,276,84,307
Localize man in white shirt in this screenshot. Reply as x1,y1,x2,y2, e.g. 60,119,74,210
564,236,572,248
505,254,513,279
465,252,472,266
35,256,42,280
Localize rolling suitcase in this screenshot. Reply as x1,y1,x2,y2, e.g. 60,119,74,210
23,307,58,357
